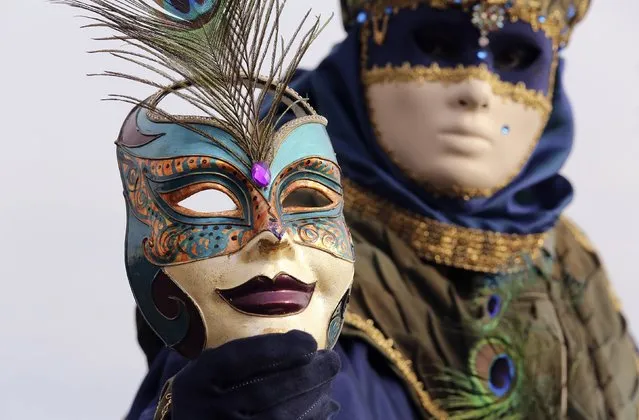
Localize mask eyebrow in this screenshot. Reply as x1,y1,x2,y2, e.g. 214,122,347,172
277,158,342,189
142,155,249,183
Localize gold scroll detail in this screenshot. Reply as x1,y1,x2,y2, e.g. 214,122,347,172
344,178,548,273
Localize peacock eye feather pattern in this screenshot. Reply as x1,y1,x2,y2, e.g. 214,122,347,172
53,0,331,165
431,254,570,419
152,0,220,26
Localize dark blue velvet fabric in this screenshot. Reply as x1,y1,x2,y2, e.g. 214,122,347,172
365,5,555,93
287,25,575,235
126,339,418,420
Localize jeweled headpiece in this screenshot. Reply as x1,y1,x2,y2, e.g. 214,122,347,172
341,0,591,48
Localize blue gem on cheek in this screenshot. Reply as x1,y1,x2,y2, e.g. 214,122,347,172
501,125,510,135
477,50,488,60
489,354,515,397
385,6,393,15
356,11,368,23
538,15,547,23
567,4,576,19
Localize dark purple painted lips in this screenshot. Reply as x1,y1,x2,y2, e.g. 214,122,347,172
216,274,316,316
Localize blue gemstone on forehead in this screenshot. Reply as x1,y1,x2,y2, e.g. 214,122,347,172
501,125,510,135
538,15,546,23
505,0,513,8
356,10,368,23
385,6,393,14
477,50,488,60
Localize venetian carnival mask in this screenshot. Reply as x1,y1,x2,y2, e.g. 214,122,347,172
343,0,589,198
62,0,354,358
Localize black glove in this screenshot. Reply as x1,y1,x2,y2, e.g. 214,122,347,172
171,330,341,420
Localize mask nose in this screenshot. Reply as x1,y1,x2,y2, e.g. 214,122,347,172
450,79,492,111
254,207,285,242
267,216,285,241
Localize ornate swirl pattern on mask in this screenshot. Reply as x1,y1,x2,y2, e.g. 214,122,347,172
118,149,353,264
278,157,342,186
118,150,251,265
286,218,354,262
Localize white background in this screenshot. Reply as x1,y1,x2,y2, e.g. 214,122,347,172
1,1,637,419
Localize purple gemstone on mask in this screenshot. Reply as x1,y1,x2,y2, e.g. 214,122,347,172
251,161,271,188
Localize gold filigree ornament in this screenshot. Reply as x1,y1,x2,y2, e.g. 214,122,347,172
343,0,591,49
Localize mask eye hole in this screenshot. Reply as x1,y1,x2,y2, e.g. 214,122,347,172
414,26,465,62
280,182,340,214
161,182,242,218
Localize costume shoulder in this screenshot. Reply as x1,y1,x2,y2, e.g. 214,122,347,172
553,216,639,418
343,213,639,419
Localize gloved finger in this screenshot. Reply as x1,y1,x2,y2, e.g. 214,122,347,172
184,330,319,388
218,349,341,413
248,387,340,420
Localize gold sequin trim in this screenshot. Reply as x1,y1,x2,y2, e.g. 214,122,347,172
344,311,448,419
345,0,590,48
364,63,552,114
344,178,548,273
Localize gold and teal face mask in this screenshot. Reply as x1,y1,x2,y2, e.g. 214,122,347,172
119,85,354,358
60,0,353,358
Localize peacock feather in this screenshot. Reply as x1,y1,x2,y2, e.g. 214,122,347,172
53,0,330,164
433,253,570,419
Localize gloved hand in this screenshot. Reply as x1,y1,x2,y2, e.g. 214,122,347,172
170,330,341,420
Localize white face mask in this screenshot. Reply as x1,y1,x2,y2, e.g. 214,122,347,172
365,64,552,198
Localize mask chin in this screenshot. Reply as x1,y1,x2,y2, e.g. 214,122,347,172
364,64,552,198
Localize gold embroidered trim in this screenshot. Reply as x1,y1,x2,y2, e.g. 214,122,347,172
344,311,448,419
153,390,172,420
344,178,548,273
364,63,552,114
345,0,590,48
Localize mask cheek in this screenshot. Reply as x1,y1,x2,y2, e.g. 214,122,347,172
303,248,355,348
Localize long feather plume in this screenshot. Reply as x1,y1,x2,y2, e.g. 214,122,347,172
54,0,330,163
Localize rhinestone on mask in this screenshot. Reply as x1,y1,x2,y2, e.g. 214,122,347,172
251,161,271,188
471,3,507,48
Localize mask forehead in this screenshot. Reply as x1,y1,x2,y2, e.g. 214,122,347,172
121,108,251,175
364,5,556,94
269,121,337,191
